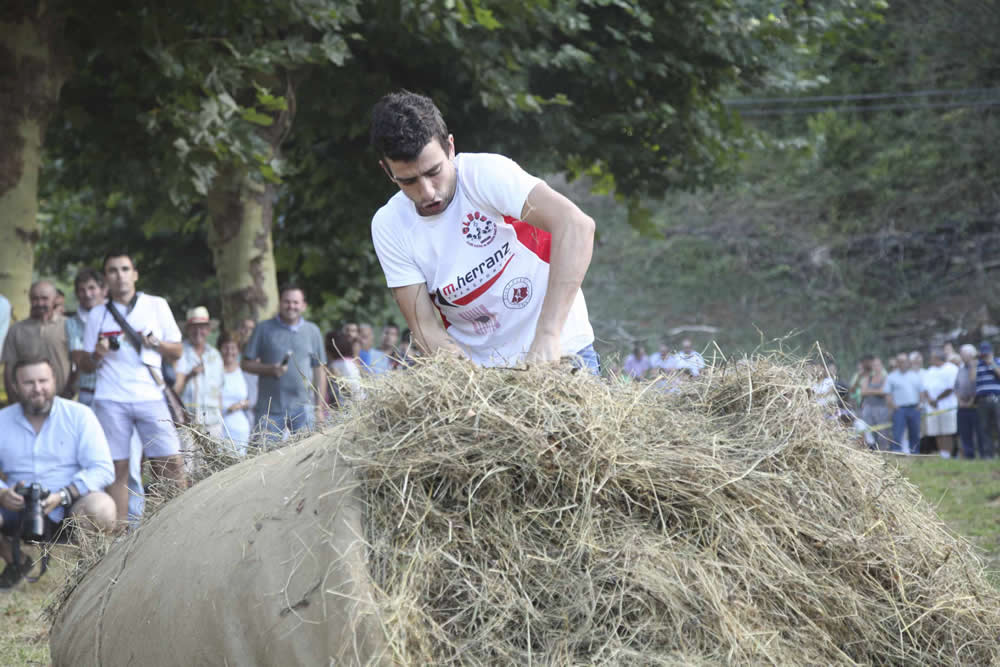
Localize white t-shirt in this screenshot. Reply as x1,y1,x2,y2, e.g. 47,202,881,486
924,362,959,411
372,152,594,367
83,293,182,402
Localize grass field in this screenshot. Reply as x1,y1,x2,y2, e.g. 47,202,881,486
2,457,998,666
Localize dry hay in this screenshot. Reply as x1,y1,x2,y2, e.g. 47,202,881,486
329,355,1000,665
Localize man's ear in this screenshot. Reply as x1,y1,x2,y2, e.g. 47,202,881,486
379,160,396,183
446,134,455,159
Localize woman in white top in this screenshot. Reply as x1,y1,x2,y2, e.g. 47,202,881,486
219,330,251,454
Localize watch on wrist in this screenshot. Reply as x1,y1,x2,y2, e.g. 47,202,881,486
60,488,71,507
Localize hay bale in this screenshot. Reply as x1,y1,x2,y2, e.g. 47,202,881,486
50,355,1000,665
49,435,385,666
345,356,1000,664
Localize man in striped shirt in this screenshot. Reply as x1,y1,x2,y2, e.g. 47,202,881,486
973,341,1000,458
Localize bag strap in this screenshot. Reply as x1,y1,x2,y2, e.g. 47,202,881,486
105,294,164,387
104,294,143,354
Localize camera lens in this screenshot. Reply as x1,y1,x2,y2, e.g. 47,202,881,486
109,336,120,351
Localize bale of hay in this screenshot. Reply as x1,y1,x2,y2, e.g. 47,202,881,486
51,355,1000,665
48,435,385,666
344,356,1000,665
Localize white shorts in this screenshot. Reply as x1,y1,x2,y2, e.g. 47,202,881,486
93,399,181,460
925,409,958,437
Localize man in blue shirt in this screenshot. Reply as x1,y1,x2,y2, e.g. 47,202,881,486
242,285,327,443
974,341,1000,458
0,358,115,588
886,352,924,453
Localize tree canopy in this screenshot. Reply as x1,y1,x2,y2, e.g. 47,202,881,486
25,0,883,329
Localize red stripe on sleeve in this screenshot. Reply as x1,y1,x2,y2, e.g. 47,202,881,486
505,216,551,263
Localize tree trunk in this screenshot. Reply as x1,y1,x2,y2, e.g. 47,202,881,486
0,6,66,319
206,170,280,329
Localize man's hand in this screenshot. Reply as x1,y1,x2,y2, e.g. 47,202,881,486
525,332,561,365
270,363,288,378
93,338,110,363
143,332,161,350
189,362,204,378
42,492,62,515
0,488,24,512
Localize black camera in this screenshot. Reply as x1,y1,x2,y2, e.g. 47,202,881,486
108,335,121,351
13,482,50,542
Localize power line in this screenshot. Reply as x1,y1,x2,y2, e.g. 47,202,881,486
724,86,1000,107
736,98,1000,117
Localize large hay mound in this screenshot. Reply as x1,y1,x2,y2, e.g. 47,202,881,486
337,356,1000,665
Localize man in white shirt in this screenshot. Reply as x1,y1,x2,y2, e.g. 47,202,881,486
75,252,186,522
675,338,706,376
922,348,959,458
0,359,115,588
369,91,598,372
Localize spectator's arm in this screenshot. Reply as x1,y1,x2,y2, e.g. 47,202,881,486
391,284,464,358
155,340,182,363
312,365,325,408
73,409,115,493
519,182,595,363
990,360,1000,380
241,358,281,377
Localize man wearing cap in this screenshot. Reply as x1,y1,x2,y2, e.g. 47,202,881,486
973,342,1000,458
174,307,225,440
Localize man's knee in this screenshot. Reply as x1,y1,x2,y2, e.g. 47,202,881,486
71,492,116,533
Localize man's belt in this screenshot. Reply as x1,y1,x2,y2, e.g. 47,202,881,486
896,404,918,409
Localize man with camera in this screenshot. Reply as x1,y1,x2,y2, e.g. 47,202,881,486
75,252,186,522
0,359,115,588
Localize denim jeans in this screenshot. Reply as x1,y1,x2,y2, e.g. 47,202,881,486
891,405,921,453
571,344,601,375
957,407,979,458
975,397,1000,458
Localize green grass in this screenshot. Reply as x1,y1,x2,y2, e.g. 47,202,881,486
1,460,998,665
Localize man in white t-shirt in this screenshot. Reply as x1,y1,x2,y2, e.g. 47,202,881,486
922,348,959,458
75,252,186,522
369,91,598,371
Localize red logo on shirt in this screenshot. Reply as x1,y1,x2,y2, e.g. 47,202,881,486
462,211,497,247
502,277,532,309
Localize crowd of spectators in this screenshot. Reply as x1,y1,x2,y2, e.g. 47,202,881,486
0,258,415,589
821,342,1000,458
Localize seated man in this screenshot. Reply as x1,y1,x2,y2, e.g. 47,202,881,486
0,359,116,588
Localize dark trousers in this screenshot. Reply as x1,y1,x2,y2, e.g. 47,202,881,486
891,406,921,453
958,407,980,458
976,397,1000,458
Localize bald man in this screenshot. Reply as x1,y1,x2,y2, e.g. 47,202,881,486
2,281,72,401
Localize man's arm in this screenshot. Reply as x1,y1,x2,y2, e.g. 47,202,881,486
519,182,595,363
155,340,183,363
391,284,464,357
241,358,284,378
72,408,116,493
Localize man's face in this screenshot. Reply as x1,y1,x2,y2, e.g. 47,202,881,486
76,278,105,311
381,136,458,217
910,353,923,368
359,325,374,349
279,289,306,324
29,283,56,321
681,339,693,354
382,326,399,349
896,354,910,371
343,322,359,342
238,319,255,345
187,323,210,346
104,256,138,297
16,363,55,416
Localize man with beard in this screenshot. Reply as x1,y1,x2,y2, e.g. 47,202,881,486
2,281,72,400
0,359,115,588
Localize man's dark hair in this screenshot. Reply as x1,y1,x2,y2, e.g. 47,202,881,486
278,283,306,300
103,250,135,271
74,267,105,290
370,90,449,162
13,358,53,380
